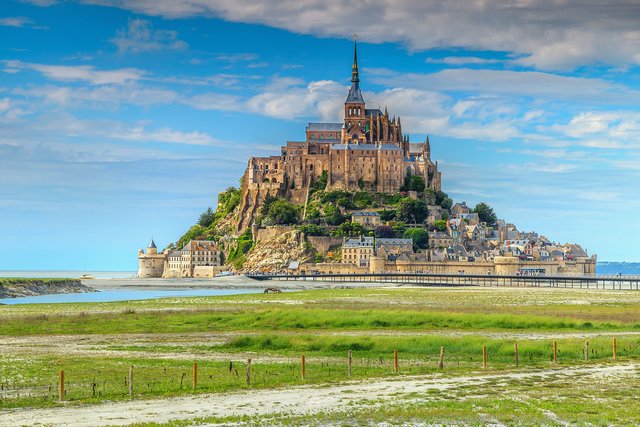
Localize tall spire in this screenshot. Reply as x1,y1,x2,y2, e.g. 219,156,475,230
345,33,364,104
352,33,359,83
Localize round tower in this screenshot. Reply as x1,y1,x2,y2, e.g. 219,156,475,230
137,239,165,278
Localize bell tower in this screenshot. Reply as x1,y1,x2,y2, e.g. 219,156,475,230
344,34,366,144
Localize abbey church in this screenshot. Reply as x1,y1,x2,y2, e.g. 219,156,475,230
237,38,441,230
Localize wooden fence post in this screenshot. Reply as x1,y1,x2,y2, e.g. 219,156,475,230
482,345,487,369
246,359,251,386
613,337,617,360
393,350,399,373
59,369,64,401
439,346,445,369
553,340,557,364
348,350,352,377
128,366,134,399
514,342,519,367
585,341,589,361
193,361,198,390
301,354,306,381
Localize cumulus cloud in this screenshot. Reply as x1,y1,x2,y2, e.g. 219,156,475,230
111,19,188,53
3,60,145,84
80,0,640,70
0,16,48,29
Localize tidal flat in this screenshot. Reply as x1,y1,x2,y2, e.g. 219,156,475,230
1,285,640,425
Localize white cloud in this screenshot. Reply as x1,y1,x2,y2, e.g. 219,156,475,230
216,53,258,62
80,0,640,70
0,16,47,29
3,60,146,85
369,68,638,105
111,19,188,53
427,56,500,66
16,84,180,107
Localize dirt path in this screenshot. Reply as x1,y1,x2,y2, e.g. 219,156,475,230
1,363,635,426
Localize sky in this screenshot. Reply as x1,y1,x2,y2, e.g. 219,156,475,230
1,0,639,271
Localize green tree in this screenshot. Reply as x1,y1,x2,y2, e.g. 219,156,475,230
198,207,215,227
473,202,497,226
324,204,346,226
309,171,328,194
374,225,394,238
331,222,366,237
434,219,447,231
358,177,365,190
435,191,453,209
267,199,299,225
408,175,426,192
396,198,428,224
298,224,328,236
403,228,429,250
378,209,396,222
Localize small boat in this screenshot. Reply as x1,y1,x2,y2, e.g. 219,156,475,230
79,274,95,280
215,271,233,277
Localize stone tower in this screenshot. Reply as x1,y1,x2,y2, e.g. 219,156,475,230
137,239,166,278
343,34,366,144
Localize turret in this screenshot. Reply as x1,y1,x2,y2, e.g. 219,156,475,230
147,239,158,255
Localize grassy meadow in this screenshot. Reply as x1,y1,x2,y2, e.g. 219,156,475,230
1,286,640,424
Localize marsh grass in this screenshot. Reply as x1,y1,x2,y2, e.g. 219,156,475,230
3,286,640,413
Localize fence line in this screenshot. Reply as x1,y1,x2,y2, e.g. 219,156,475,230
1,336,631,403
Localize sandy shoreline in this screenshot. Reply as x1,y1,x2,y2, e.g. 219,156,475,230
82,275,397,291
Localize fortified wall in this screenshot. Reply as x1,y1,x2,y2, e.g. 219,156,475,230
302,256,596,277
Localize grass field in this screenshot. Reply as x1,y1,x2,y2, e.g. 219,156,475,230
1,286,640,425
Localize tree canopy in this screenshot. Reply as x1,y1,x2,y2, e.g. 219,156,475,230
403,228,429,250
396,198,428,224
473,202,497,226
267,199,299,225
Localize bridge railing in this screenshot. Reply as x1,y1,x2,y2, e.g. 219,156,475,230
246,272,640,290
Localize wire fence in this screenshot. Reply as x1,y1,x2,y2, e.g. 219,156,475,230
0,336,631,405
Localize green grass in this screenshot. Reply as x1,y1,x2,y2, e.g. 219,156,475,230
2,285,640,422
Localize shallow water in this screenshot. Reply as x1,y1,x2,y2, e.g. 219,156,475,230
0,288,260,305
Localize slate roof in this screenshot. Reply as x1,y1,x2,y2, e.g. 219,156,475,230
307,123,343,131
330,144,401,151
352,211,381,217
148,239,157,249
346,82,365,103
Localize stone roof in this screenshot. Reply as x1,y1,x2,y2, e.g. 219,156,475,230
330,143,401,151
307,122,343,131
346,83,365,103
376,238,412,247
343,236,374,248
352,211,380,217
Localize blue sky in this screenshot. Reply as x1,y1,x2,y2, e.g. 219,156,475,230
1,0,639,270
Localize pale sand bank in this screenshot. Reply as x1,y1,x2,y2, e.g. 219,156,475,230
83,275,397,291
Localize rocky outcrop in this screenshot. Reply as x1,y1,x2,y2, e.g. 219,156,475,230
239,229,312,273
0,279,95,299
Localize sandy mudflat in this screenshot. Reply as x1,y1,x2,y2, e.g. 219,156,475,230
1,363,635,427
83,275,399,291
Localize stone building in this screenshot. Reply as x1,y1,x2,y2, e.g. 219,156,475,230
137,240,167,278
163,240,223,278
352,211,381,226
236,37,442,231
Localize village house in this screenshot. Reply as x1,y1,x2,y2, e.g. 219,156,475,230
351,211,382,226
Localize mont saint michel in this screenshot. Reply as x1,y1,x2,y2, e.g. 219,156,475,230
138,39,595,279
5,3,640,426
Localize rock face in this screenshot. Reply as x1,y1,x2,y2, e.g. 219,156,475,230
240,229,312,273
0,279,95,299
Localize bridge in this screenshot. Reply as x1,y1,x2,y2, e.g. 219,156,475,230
246,272,640,290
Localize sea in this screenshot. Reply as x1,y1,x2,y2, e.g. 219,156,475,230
0,270,261,304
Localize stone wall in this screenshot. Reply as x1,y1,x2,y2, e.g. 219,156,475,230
304,256,596,277
307,236,343,254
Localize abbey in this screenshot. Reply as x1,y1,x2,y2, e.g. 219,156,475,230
237,38,441,231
